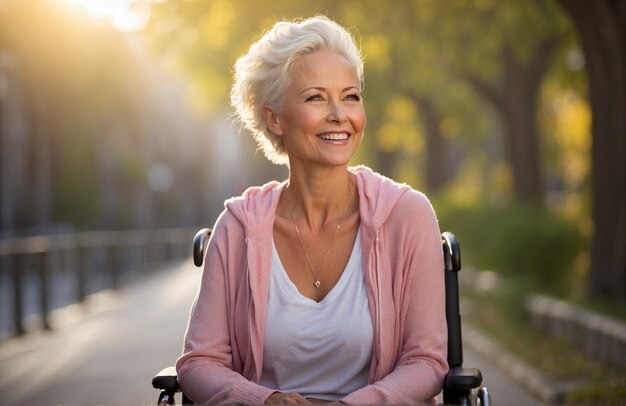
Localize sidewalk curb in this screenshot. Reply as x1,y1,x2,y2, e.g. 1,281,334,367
463,323,578,404
525,294,626,369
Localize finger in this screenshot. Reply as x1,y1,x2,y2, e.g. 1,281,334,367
286,393,311,404
266,392,310,404
293,394,313,404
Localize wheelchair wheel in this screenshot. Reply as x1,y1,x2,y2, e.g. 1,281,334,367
477,387,491,406
157,390,176,406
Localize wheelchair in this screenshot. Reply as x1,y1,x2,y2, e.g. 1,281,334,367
152,229,491,405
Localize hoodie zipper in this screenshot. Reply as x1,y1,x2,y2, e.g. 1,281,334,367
374,230,384,376
244,236,258,381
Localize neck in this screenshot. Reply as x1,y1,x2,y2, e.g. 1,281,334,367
283,165,355,231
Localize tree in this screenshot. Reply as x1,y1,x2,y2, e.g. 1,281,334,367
381,1,461,191
557,0,626,304
440,0,572,203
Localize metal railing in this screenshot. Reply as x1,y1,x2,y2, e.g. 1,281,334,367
0,227,198,338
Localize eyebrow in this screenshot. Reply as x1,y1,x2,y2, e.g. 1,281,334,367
299,86,361,95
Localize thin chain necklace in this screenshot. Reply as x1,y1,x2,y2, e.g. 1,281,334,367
286,181,356,289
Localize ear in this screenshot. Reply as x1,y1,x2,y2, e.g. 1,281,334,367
263,105,283,136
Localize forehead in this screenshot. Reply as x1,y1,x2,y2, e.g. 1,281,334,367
289,49,360,89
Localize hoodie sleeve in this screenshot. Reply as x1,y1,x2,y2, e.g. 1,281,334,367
342,191,448,405
175,211,275,405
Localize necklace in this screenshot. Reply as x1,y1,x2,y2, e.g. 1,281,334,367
286,181,356,289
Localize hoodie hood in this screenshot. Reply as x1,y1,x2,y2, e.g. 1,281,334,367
225,165,410,239
351,165,411,239
225,180,284,240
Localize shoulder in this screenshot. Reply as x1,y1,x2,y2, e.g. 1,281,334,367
386,188,440,240
395,189,437,218
209,208,246,250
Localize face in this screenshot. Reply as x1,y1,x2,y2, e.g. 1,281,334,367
264,48,366,169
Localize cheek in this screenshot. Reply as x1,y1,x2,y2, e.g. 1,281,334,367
353,108,366,133
300,111,324,131
284,108,324,133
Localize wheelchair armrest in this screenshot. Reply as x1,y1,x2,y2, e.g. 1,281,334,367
152,366,180,391
445,367,483,390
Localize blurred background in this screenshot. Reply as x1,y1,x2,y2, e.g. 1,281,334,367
0,0,624,404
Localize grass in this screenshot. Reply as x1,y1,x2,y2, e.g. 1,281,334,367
461,274,626,405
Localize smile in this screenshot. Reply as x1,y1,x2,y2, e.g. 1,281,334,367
317,132,350,141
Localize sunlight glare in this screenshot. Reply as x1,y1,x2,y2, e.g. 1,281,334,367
62,0,151,31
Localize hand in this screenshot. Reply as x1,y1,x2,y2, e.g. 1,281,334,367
306,398,342,404
265,392,312,404
308,399,344,404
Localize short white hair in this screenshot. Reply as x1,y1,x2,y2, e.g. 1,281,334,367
230,15,364,165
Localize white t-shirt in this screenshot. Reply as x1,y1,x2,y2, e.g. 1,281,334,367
259,229,373,401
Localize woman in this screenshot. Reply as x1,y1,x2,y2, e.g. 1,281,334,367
176,16,448,405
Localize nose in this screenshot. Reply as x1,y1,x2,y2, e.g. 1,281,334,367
327,100,347,123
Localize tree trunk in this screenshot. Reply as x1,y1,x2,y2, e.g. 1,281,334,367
375,148,399,180
558,0,626,304
500,45,544,202
463,37,558,202
414,96,450,192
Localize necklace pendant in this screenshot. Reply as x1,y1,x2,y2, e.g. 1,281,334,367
314,280,321,289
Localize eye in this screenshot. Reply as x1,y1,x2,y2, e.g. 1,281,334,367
305,94,324,102
346,93,362,102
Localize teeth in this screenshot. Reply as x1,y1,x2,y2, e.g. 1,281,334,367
318,133,349,141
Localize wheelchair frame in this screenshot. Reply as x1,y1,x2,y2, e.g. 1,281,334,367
152,229,491,405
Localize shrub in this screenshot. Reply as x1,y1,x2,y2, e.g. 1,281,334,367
435,201,587,293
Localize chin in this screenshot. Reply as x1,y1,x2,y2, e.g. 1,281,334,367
321,156,356,168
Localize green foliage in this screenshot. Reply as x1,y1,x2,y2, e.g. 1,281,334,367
566,374,626,405
436,200,586,292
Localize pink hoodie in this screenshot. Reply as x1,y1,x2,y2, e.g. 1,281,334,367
176,166,448,405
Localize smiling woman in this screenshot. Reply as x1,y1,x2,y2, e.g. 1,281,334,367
175,15,448,406
62,0,151,31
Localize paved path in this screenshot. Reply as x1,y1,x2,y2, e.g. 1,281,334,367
0,260,540,405
462,346,540,405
